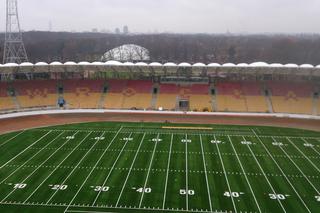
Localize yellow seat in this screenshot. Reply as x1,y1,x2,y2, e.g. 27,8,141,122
217,95,247,112
271,96,312,114
18,94,57,108
189,95,212,111
104,93,125,109
122,94,152,109
246,96,268,112
156,94,177,110
64,93,101,109
0,97,16,110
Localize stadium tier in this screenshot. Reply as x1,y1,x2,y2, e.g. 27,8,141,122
0,82,16,110
215,81,269,112
105,80,152,109
62,79,105,109
12,80,58,108
267,81,313,114
0,79,318,115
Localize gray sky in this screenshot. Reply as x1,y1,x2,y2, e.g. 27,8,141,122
1,0,320,33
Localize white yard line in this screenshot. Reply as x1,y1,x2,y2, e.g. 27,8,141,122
252,131,311,213
214,135,237,213
138,133,159,208
46,131,107,204
227,136,262,213
199,134,213,212
1,131,79,203
22,131,92,203
243,136,287,213
115,133,146,207
0,131,65,185
290,138,320,173
64,127,124,212
162,133,173,210
274,137,320,195
0,130,25,148
185,134,189,211
0,131,52,170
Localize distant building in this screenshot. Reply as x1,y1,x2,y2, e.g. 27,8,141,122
115,28,121,34
92,28,98,33
123,26,129,34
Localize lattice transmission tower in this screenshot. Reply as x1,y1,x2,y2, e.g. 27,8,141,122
3,0,28,64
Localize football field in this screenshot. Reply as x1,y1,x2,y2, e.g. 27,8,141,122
0,122,320,213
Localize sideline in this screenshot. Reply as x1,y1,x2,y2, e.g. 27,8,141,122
0,109,319,120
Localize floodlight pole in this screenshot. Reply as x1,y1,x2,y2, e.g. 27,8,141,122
3,0,28,64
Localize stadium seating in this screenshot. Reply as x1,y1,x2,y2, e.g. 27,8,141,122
216,81,268,112
242,82,268,112
105,80,152,109
156,84,179,110
216,82,247,112
0,79,317,116
12,80,57,108
63,79,104,109
0,83,16,110
268,82,313,114
187,84,212,111
156,83,212,111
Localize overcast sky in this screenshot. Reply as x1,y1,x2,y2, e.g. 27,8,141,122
1,0,320,34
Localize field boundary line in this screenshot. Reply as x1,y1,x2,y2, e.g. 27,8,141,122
22,131,92,203
162,133,173,209
46,131,108,204
0,201,229,213
0,130,25,148
227,135,261,213
199,134,213,212
115,133,146,207
0,131,65,185
138,133,160,208
0,131,52,170
243,136,287,213
65,127,124,212
214,134,237,213
273,137,320,195
252,131,311,213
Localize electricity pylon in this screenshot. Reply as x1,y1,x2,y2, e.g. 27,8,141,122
3,0,28,64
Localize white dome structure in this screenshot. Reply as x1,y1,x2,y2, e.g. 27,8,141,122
102,44,150,62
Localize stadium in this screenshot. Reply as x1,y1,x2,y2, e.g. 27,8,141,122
0,60,320,213
1,1,320,213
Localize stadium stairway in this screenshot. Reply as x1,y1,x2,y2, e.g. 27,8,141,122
312,95,318,115
264,89,274,113
151,84,159,109
316,95,320,115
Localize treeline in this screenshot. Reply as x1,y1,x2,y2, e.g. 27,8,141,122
1,31,320,64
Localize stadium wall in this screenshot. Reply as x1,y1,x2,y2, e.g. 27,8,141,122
0,109,319,134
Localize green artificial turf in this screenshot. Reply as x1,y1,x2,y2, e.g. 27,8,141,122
0,121,319,213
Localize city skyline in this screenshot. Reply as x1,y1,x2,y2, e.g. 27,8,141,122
0,0,320,34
